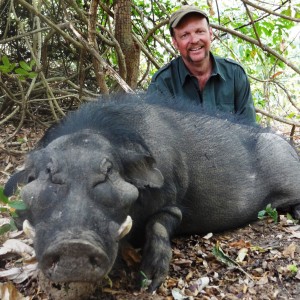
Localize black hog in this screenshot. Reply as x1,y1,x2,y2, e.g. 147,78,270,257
4,94,300,292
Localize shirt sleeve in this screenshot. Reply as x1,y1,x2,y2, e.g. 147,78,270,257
234,66,256,123
147,81,162,95
147,77,174,99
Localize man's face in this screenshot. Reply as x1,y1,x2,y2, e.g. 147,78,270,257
172,14,213,66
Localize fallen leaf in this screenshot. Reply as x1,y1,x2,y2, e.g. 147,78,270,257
213,242,253,280
189,277,209,295
0,239,35,259
22,220,35,239
236,248,248,263
0,217,11,227
203,232,213,240
0,282,30,300
185,270,193,281
291,232,300,239
229,239,251,249
282,242,297,258
121,243,141,267
171,288,188,300
256,275,269,285
212,242,236,267
0,261,38,283
173,259,193,266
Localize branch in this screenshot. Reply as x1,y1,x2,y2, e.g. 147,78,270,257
88,0,109,93
16,0,82,49
68,23,134,93
211,23,300,75
241,0,300,23
0,27,51,44
271,81,300,113
242,2,263,48
256,108,300,127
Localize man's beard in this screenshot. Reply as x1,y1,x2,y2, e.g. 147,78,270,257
186,48,209,64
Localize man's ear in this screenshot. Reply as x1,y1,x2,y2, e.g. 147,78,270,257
172,36,178,50
209,26,213,41
120,147,164,189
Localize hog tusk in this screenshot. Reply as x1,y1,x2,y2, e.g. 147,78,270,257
23,220,36,239
117,216,132,240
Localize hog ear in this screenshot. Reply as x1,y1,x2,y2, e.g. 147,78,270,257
121,150,164,189
4,169,30,197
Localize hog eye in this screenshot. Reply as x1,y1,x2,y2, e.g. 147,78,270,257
92,174,107,187
106,164,113,175
46,166,64,185
100,158,113,175
27,175,35,183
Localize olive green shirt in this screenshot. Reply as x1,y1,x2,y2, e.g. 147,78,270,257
148,53,256,123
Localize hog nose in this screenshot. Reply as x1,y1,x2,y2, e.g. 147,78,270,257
40,240,111,282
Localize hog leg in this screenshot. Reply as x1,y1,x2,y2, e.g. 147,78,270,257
140,206,182,292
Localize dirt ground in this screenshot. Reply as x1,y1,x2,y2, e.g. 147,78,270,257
0,123,300,300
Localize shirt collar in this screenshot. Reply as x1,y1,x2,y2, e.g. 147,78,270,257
178,52,226,86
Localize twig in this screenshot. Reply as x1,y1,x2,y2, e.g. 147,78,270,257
68,23,134,93
241,0,300,23
212,23,300,75
256,108,300,127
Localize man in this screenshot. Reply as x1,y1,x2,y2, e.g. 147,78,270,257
147,5,256,122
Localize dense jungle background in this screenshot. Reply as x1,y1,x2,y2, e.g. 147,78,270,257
0,0,300,299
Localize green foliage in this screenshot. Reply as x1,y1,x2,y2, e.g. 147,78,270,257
286,213,299,224
0,56,37,80
212,241,236,267
15,60,37,80
287,264,298,275
212,241,253,279
0,55,16,73
140,271,151,289
0,187,27,235
258,204,278,223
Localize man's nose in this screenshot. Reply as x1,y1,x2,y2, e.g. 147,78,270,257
190,33,200,43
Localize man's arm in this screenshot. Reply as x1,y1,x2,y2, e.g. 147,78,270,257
234,66,256,123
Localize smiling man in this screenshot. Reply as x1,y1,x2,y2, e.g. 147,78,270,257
148,5,256,122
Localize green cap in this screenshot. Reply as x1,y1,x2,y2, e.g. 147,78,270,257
169,5,209,28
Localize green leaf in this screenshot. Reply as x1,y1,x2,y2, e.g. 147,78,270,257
287,264,298,275
213,242,254,280
29,60,36,69
140,271,151,289
19,61,32,71
258,204,278,223
8,200,27,210
0,59,15,73
9,218,17,231
0,223,12,235
2,55,10,66
0,187,9,204
212,241,236,267
286,213,299,224
15,68,28,75
257,209,266,219
28,71,37,79
281,7,292,17
0,65,10,73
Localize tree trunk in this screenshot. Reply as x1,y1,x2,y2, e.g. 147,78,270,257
114,0,141,89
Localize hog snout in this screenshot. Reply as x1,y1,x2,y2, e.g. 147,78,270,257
40,239,112,283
